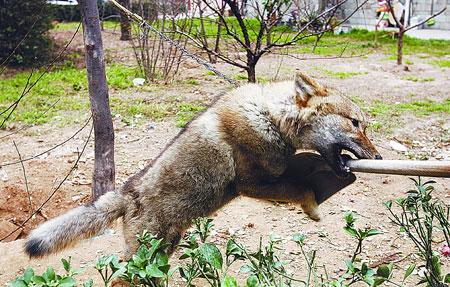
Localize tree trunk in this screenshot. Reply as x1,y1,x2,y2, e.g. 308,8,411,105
118,0,131,41
247,65,256,83
397,28,404,65
78,0,115,200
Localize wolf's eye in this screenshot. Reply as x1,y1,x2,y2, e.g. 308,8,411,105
351,118,359,128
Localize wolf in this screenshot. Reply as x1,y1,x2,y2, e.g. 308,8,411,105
25,72,381,258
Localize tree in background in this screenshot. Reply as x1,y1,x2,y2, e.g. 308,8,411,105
118,0,132,40
0,0,53,67
385,0,446,65
188,0,364,82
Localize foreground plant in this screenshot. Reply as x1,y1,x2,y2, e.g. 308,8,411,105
9,258,84,287
385,178,449,286
9,179,449,286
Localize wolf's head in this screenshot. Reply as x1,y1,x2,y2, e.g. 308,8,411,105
279,72,381,177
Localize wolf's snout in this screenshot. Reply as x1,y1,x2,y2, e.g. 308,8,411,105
375,154,382,160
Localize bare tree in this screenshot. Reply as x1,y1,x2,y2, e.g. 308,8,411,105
386,0,446,65
119,0,132,40
186,0,365,82
131,0,193,83
78,0,115,200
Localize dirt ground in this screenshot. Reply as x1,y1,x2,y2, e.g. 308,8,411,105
0,27,449,285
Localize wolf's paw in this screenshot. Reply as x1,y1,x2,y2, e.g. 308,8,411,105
305,208,321,221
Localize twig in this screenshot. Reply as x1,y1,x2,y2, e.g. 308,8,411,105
0,115,92,168
0,121,93,242
0,8,43,74
13,141,32,214
0,23,81,128
405,7,446,32
0,98,60,141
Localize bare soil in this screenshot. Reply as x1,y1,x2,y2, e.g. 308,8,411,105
0,29,449,285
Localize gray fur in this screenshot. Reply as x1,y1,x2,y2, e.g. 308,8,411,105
25,74,379,258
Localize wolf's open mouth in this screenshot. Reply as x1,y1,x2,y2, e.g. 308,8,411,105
331,147,356,177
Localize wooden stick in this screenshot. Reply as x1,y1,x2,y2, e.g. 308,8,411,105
346,159,450,178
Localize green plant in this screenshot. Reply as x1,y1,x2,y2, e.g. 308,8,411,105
9,181,449,287
0,0,53,67
9,257,83,287
385,178,450,286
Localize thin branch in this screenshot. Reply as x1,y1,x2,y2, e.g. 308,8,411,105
0,98,60,141
405,7,446,32
0,121,94,242
0,8,42,74
0,23,81,128
0,115,92,168
13,141,32,214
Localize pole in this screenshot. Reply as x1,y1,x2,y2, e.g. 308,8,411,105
346,159,450,178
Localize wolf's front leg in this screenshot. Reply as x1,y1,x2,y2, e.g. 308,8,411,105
238,181,320,221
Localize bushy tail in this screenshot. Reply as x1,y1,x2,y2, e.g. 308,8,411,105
25,191,125,257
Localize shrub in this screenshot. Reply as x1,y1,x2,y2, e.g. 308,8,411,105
0,0,53,67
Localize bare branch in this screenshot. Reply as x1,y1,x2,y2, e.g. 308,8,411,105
0,115,92,168
13,141,32,214
0,98,60,141
405,7,446,32
0,122,94,242
0,23,81,128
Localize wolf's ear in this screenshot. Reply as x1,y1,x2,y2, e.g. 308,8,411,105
294,72,327,107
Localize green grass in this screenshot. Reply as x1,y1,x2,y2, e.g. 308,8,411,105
367,98,450,117
402,75,435,82
358,97,450,133
52,20,119,31
0,64,140,125
321,68,366,79
175,102,206,128
430,59,450,68
290,29,450,58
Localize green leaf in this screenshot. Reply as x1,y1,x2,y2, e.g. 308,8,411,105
226,240,244,257
240,264,253,274
45,267,56,281
366,229,382,237
31,276,46,285
344,211,356,226
384,200,392,209
145,264,165,278
61,259,70,272
444,273,450,283
404,264,415,281
8,280,28,287
199,243,223,269
221,275,238,287
246,275,259,287
59,276,76,287
292,233,306,244
138,270,146,278
376,264,391,279
23,268,34,283
431,255,442,278
83,279,93,287
372,277,385,287
345,260,355,273
344,227,358,238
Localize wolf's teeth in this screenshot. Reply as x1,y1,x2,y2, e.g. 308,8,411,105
344,166,350,172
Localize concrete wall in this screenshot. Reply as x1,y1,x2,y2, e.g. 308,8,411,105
342,0,450,30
